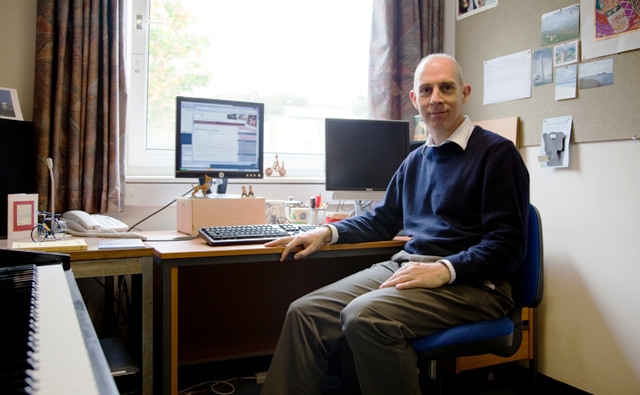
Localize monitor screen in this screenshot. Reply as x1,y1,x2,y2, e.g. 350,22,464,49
325,118,410,201
175,96,264,183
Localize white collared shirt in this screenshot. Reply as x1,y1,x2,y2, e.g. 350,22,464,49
425,115,475,150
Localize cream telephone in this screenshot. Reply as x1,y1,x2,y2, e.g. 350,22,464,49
62,210,146,240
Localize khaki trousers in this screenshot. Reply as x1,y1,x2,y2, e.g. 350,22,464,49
261,253,514,395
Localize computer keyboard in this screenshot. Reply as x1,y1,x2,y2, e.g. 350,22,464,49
198,223,318,246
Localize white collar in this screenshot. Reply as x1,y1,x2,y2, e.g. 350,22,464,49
425,116,474,150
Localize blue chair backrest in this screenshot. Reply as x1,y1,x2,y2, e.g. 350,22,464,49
510,204,543,309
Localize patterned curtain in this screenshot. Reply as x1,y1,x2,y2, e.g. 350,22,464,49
368,0,443,129
33,0,127,214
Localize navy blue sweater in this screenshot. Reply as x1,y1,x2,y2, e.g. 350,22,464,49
333,127,530,284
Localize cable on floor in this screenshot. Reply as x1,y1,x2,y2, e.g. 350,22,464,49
178,376,255,395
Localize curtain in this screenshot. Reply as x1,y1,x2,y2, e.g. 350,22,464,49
367,0,443,130
33,0,127,215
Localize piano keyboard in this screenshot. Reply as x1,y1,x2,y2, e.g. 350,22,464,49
29,264,102,394
0,263,111,394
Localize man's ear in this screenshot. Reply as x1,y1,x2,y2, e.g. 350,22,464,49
462,84,471,104
409,90,418,109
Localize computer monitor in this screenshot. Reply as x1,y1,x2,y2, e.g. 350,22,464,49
324,118,410,201
175,96,264,193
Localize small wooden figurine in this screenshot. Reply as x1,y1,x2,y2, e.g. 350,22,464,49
265,154,286,176
192,175,213,197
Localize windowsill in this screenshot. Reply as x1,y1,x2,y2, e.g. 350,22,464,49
125,176,325,184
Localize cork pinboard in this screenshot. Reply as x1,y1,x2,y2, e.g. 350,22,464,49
455,0,640,146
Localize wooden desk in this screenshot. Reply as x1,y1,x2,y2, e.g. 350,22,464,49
146,231,537,394
144,231,407,395
1,237,154,395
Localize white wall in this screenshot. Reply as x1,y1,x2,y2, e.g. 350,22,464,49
0,0,36,122
447,0,640,391
522,142,640,394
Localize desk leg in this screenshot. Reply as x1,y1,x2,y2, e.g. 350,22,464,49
172,267,179,395
162,264,179,395
104,276,114,337
141,256,153,395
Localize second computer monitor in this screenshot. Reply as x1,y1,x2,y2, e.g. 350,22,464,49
325,118,410,201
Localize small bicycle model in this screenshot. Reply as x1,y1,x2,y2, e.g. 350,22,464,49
31,211,67,242
265,154,286,177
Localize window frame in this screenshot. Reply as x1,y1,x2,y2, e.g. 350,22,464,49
125,0,370,180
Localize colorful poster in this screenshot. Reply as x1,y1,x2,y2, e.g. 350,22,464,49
582,0,640,59
595,0,640,40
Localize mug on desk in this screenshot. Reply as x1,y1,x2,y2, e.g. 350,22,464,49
290,208,310,224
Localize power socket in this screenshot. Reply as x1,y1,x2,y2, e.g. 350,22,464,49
255,371,268,384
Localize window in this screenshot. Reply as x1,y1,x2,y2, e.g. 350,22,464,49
127,0,373,178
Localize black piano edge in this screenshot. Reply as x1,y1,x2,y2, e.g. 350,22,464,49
0,248,71,270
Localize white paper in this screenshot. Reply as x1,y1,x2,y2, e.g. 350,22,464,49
98,238,146,249
483,50,532,105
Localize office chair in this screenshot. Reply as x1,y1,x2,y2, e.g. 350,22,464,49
410,204,544,394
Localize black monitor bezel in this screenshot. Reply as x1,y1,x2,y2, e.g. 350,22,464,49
324,118,410,194
175,96,265,180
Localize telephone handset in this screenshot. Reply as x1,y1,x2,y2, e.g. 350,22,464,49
62,210,147,240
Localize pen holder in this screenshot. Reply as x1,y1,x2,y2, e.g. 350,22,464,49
309,208,326,226
290,208,310,224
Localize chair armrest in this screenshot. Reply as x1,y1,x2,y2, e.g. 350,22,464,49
493,308,523,358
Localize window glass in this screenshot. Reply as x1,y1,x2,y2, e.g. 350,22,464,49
129,0,373,177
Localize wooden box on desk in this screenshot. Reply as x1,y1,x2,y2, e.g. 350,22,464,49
176,195,266,235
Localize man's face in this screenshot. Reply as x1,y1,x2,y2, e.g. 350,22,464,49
410,57,471,143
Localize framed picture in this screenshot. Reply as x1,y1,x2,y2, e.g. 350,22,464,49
0,87,23,121
457,0,498,21
7,193,38,239
554,40,580,67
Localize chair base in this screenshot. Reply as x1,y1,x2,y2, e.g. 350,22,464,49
418,360,533,395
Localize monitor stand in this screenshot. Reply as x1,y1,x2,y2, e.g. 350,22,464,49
198,177,228,195
354,200,372,216
214,178,228,194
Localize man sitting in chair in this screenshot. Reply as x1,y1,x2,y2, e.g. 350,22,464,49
261,54,530,395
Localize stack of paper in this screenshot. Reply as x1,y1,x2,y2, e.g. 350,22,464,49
97,239,146,250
